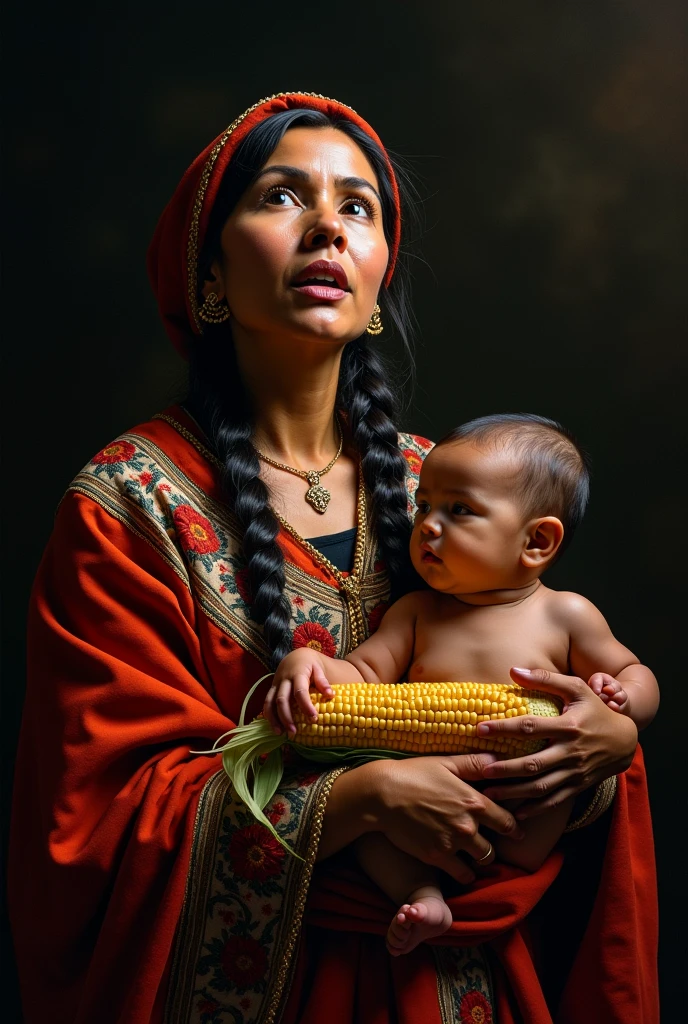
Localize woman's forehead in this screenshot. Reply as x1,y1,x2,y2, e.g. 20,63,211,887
259,125,379,187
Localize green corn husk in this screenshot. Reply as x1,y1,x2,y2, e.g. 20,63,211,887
192,673,415,856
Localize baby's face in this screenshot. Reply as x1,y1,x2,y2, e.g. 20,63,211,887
411,441,529,596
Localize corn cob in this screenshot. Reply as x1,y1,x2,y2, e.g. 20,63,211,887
293,681,561,756
205,678,562,856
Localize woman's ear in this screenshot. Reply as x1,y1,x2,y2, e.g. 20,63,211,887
521,516,565,569
200,261,225,301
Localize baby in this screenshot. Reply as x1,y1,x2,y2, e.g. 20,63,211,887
264,413,659,956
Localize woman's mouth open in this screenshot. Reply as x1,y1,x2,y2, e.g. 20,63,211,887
291,260,349,301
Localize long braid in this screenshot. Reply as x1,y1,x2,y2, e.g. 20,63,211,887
340,338,414,599
188,338,293,668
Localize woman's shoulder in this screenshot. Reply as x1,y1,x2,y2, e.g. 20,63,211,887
397,431,434,515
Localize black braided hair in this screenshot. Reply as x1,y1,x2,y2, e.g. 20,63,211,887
187,108,420,667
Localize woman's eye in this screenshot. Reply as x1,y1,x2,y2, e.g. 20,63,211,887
342,199,373,217
264,189,297,207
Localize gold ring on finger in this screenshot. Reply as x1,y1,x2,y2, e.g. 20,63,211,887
475,842,494,865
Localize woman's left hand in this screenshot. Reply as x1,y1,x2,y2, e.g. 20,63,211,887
478,666,638,818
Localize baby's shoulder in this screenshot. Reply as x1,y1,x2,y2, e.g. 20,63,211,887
541,588,606,631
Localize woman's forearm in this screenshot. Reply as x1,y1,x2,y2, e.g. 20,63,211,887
316,760,383,861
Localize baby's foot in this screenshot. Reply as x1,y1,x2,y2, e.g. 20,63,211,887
386,893,453,957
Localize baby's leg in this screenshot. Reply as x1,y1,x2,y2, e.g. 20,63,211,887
354,833,453,956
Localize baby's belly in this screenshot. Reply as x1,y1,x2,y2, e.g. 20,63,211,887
408,652,565,685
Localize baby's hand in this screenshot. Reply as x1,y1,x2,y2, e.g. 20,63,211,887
263,650,334,736
587,672,630,715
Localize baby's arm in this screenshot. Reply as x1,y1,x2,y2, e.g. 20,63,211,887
553,593,659,730
264,593,419,734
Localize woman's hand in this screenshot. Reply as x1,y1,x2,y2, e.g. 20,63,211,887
477,667,638,818
318,753,525,883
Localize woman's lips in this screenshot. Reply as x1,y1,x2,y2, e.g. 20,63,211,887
291,260,349,301
292,283,348,301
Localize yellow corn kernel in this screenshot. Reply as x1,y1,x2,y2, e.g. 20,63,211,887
291,682,561,756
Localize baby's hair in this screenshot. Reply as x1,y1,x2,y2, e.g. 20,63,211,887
436,413,590,556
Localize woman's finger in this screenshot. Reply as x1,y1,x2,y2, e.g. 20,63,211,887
480,742,572,780
475,797,524,840
276,680,296,735
482,768,571,803
508,784,581,819
509,666,590,702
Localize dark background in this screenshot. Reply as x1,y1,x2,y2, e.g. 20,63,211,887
3,1,686,1018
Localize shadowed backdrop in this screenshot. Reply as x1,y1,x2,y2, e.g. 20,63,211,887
3,1,685,1018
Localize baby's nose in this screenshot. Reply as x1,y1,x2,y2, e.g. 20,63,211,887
422,517,442,535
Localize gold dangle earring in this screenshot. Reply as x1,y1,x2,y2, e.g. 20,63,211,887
199,292,231,324
366,303,383,336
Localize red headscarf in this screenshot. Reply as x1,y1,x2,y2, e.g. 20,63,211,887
147,91,402,357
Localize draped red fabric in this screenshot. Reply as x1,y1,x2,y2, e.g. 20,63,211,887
146,92,402,357
9,414,658,1022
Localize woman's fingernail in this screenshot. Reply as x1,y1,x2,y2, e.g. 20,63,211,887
477,723,490,735
513,667,531,674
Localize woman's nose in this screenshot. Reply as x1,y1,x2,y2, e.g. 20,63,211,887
303,209,348,254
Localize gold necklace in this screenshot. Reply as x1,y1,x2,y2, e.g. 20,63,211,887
253,418,343,514
152,412,369,647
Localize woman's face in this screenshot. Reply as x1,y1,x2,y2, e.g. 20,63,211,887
206,126,390,344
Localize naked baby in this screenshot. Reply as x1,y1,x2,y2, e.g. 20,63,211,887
264,413,659,956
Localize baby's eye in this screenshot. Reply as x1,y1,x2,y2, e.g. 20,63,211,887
414,502,430,515
452,503,473,516
263,188,298,207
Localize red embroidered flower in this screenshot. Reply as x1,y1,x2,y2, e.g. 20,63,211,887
401,448,423,475
292,595,305,607
172,505,220,554
267,800,286,824
235,568,252,605
159,483,171,493
459,989,492,1024
197,997,219,1014
139,471,153,487
220,934,268,988
292,622,336,657
416,436,433,451
367,602,389,634
228,824,286,881
93,440,136,465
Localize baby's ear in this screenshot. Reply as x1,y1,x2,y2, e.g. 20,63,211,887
521,517,564,569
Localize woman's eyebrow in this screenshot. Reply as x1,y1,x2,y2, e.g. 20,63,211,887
254,164,310,183
253,166,381,204
335,176,382,204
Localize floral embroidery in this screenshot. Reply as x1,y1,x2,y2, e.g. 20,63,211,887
401,448,423,476
292,620,337,657
459,989,492,1024
234,568,252,606
228,824,286,882
91,440,144,479
173,505,221,556
219,934,269,989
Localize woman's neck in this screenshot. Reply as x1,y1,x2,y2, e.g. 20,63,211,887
233,327,347,467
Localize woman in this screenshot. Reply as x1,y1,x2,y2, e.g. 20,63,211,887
9,92,657,1024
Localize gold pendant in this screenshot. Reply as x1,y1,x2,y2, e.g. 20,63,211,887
305,471,331,513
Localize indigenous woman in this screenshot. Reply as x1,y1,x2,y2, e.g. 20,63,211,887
10,93,658,1024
